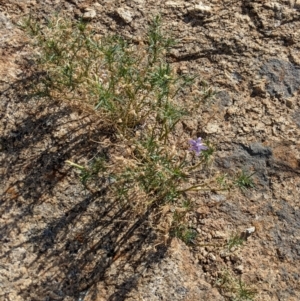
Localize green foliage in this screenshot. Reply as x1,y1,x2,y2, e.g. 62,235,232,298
172,225,197,245
216,270,256,301
21,15,190,136
234,170,255,191
216,173,229,189
227,233,245,251
234,279,256,301
147,15,175,66
23,15,219,245
200,80,217,103
170,210,197,245
18,14,40,36
66,156,107,187
200,141,215,164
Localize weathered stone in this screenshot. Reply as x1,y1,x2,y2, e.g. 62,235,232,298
260,59,300,98
165,1,185,8
129,238,224,301
182,118,197,131
293,109,300,128
208,253,216,261
214,231,227,239
187,2,212,15
217,90,232,107
248,143,272,158
286,98,294,109
82,8,96,20
205,123,219,133
116,7,133,23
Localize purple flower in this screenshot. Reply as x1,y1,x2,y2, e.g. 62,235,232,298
189,137,208,156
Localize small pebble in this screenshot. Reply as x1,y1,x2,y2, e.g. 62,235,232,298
82,8,96,20
208,253,216,261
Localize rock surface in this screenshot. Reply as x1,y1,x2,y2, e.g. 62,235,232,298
0,0,300,301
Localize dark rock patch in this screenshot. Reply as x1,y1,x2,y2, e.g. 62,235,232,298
260,59,300,98
216,142,272,187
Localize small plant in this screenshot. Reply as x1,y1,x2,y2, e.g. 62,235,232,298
234,279,256,301
169,210,197,245
171,224,197,245
216,173,229,189
200,141,215,164
200,80,218,104
23,15,219,244
234,170,255,191
66,155,107,187
227,233,245,251
216,270,256,301
18,14,40,36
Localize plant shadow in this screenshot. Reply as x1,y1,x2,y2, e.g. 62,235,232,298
0,73,170,301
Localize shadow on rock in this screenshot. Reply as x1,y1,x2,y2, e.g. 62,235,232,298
0,74,170,301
